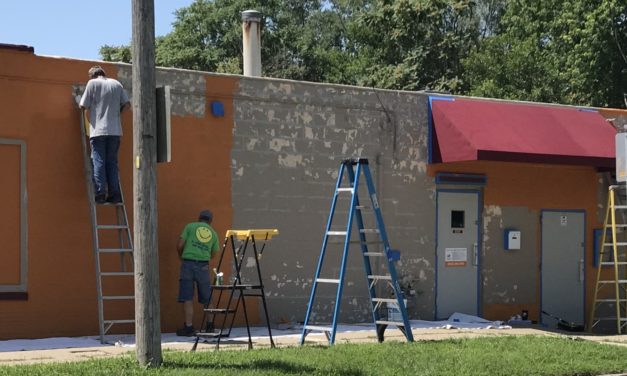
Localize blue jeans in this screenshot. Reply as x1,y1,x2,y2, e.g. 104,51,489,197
90,136,121,197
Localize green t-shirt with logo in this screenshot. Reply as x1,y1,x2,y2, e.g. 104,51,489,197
180,222,219,261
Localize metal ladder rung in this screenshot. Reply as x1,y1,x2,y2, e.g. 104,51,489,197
614,205,627,209
605,224,627,228
327,231,348,236
603,243,627,247
103,296,134,300
104,319,135,324
376,320,405,326
368,275,392,280
97,225,128,230
101,272,134,276
364,252,384,257
97,202,124,207
329,240,383,245
99,248,133,253
597,280,627,284
371,298,398,303
595,299,627,302
304,325,332,332
316,278,340,283
355,205,371,210
593,317,627,321
204,308,236,314
336,187,354,192
599,262,627,266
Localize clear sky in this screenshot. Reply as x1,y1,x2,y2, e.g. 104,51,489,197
0,1,195,61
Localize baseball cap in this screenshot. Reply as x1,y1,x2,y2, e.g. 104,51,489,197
199,210,213,221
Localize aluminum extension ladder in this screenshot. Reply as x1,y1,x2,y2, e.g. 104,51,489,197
300,158,414,345
590,183,627,333
77,103,135,343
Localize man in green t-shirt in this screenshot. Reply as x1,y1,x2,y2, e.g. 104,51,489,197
175,210,220,336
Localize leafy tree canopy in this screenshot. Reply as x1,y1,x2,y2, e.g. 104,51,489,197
100,0,626,108
463,0,627,107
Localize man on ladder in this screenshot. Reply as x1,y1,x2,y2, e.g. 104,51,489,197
79,65,130,204
176,210,220,336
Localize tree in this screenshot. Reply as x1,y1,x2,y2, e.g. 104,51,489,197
462,0,627,108
350,0,484,92
101,0,627,109
101,0,350,82
100,0,490,90
99,44,132,63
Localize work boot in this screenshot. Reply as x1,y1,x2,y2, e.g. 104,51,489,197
95,194,107,204
106,194,122,204
176,324,196,337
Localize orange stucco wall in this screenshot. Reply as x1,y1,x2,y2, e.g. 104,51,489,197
429,161,600,323
0,47,238,339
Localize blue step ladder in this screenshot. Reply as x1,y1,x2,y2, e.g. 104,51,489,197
300,158,414,345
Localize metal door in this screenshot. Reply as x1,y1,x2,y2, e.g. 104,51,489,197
541,211,585,326
436,191,480,319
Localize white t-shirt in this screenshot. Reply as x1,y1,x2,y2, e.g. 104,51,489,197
80,77,130,138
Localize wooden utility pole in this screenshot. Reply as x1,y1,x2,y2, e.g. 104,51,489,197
131,0,162,367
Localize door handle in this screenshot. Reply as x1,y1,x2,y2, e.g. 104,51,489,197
473,243,478,266
579,258,584,282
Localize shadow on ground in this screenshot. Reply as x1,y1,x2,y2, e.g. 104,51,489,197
164,358,366,375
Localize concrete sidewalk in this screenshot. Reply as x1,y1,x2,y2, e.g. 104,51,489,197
0,325,570,366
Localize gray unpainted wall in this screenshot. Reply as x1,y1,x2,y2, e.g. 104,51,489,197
231,77,436,324
116,64,207,118
482,206,538,306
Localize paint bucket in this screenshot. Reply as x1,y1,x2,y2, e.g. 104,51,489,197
213,268,223,285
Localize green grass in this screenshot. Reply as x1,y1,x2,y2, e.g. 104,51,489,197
1,336,626,376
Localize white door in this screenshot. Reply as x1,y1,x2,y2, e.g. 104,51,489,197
436,191,480,319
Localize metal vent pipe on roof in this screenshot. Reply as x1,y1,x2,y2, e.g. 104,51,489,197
242,10,262,77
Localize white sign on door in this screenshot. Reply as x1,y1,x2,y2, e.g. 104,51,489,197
445,248,467,267
560,215,568,226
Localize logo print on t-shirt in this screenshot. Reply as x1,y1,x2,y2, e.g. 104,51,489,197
196,227,212,243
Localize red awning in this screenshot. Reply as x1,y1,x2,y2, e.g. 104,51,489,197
430,97,616,168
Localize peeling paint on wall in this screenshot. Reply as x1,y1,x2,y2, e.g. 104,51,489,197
482,206,538,305
231,78,435,323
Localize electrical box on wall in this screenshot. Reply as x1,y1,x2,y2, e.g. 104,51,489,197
505,229,521,250
211,100,225,117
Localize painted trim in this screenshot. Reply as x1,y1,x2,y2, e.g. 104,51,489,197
436,172,487,186
539,209,586,325
427,96,455,164
0,138,27,294
435,188,483,320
